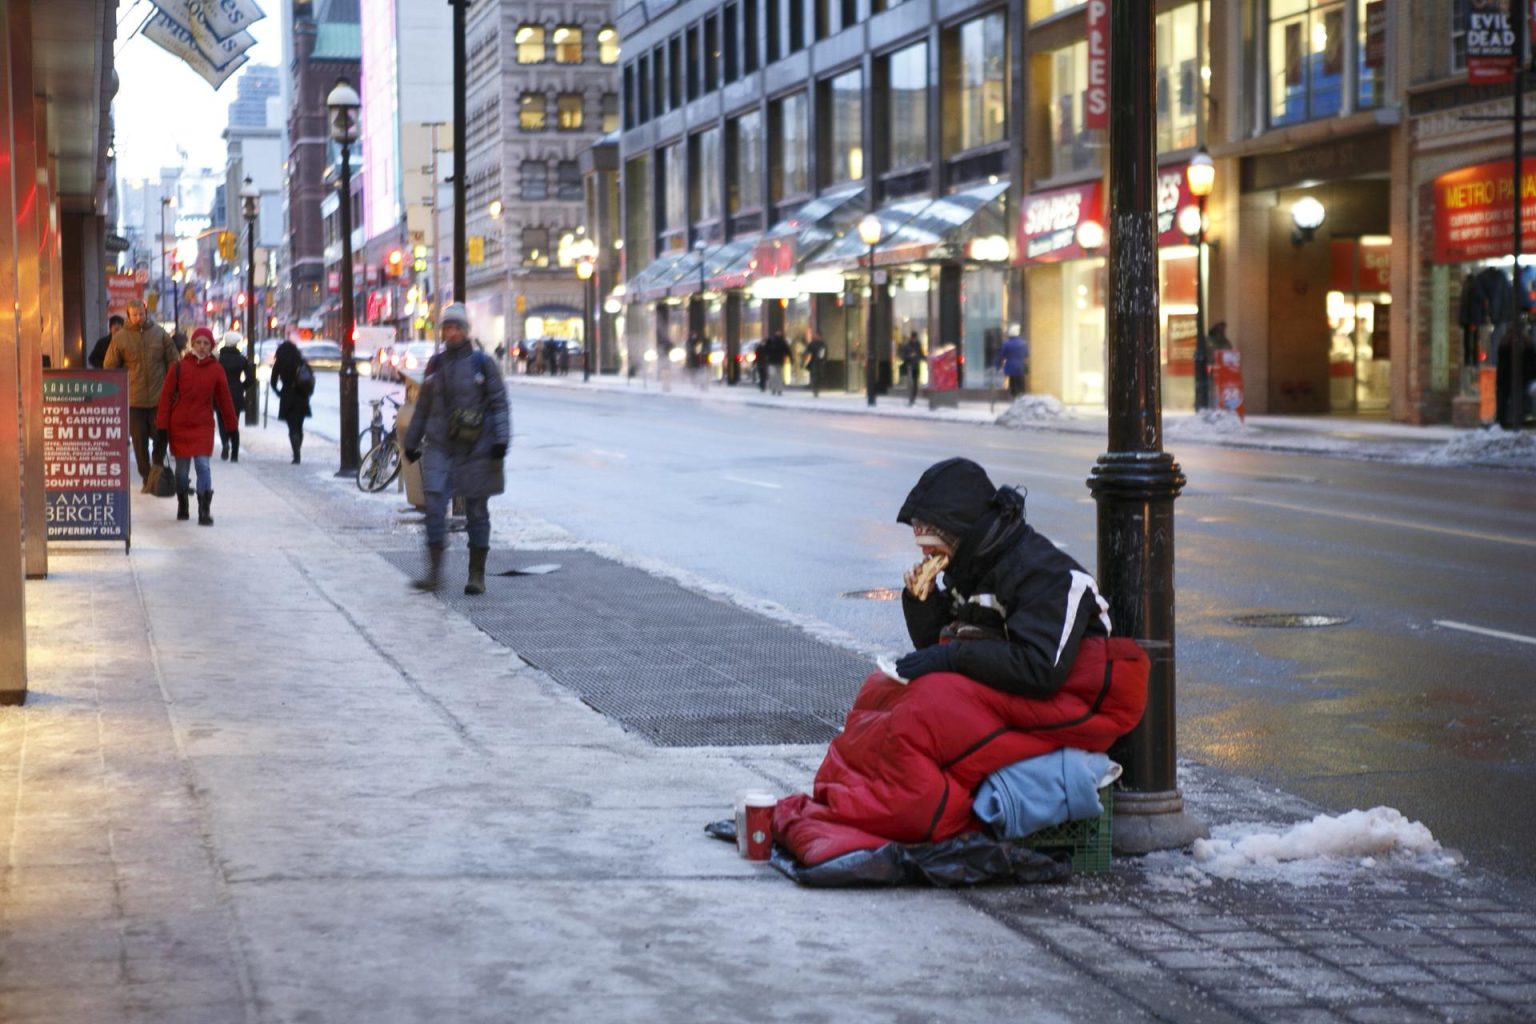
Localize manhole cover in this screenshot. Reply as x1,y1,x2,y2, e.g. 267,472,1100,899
842,587,903,600
1232,613,1351,628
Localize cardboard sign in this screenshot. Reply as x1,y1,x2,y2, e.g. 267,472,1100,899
42,370,131,548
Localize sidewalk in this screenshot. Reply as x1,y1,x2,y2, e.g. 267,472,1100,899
4,421,1535,1023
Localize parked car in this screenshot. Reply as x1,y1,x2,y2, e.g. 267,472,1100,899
297,340,344,370
395,341,438,379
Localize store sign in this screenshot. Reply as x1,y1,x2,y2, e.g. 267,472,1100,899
105,271,142,316
1156,162,1195,247
1329,239,1391,292
1466,0,1518,85
1364,1,1388,68
42,370,131,547
1017,181,1102,263
1084,1,1109,130
1433,158,1536,262
1165,313,1198,374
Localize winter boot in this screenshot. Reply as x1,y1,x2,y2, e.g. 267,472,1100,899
230,433,240,463
196,491,213,526
465,546,489,596
413,544,443,592
176,487,190,521
290,434,302,465
220,437,229,461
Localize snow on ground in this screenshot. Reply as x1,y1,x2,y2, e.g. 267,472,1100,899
994,394,1073,427
1412,425,1536,469
1164,409,1258,438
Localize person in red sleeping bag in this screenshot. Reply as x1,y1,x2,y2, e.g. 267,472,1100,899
773,458,1149,867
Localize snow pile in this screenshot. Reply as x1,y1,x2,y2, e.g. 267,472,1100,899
1190,806,1452,880
995,394,1072,427
1165,409,1257,438
1414,426,1536,468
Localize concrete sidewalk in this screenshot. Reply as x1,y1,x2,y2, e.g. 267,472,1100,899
4,422,1535,1024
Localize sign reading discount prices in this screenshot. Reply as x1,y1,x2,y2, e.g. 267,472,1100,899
42,370,132,550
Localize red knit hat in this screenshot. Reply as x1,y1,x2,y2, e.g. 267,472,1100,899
190,326,215,346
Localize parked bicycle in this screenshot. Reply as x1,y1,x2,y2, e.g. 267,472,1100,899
356,393,403,493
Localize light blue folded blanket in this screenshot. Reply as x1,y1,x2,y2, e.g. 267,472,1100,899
973,749,1113,840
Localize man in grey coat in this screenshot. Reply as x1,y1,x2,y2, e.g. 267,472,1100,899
403,303,511,595
104,299,179,489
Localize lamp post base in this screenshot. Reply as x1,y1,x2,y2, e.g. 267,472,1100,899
1111,788,1209,855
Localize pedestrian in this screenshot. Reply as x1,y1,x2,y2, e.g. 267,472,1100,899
1495,327,1536,428
217,330,252,461
900,332,925,406
892,457,1113,698
104,299,179,491
544,338,560,375
155,326,238,526
402,303,511,596
271,338,313,464
804,333,828,397
657,336,675,392
1207,321,1233,351
89,315,123,368
763,331,791,395
754,341,768,391
998,324,1028,398
687,332,710,389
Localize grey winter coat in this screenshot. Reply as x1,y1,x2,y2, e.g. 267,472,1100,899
104,322,178,407
403,342,510,499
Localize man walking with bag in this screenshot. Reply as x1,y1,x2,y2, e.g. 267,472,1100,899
104,299,179,491
403,304,511,595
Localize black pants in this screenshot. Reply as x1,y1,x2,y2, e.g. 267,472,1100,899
128,406,166,480
1007,374,1024,397
808,363,822,396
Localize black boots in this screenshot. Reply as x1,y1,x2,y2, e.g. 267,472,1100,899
176,488,190,521
289,434,302,465
465,546,488,595
220,437,229,461
413,545,443,592
230,433,239,463
196,491,213,526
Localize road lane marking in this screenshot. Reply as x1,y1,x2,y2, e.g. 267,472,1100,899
722,475,782,489
1435,620,1536,646
1230,496,1536,549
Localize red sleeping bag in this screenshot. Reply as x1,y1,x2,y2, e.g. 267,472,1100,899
773,636,1149,867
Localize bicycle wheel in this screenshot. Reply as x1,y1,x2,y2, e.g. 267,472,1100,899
359,425,383,449
356,436,401,492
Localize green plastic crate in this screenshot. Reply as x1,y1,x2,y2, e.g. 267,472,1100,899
1018,785,1114,873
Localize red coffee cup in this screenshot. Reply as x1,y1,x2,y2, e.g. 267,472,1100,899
744,794,775,861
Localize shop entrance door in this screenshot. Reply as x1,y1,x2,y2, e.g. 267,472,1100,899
1327,237,1391,413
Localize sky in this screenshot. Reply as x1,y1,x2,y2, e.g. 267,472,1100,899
112,0,285,182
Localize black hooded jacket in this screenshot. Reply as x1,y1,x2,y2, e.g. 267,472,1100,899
897,458,1111,699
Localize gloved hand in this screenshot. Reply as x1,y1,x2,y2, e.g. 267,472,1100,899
155,428,168,448
895,645,955,681
404,447,422,463
489,442,508,459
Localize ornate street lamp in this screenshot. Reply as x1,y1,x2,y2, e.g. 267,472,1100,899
858,213,883,407
327,77,362,475
1290,195,1326,246
1183,147,1215,411
239,177,261,425
576,253,596,381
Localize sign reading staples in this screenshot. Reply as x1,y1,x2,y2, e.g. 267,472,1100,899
1084,0,1109,131
1017,181,1103,263
142,10,252,89
42,370,132,550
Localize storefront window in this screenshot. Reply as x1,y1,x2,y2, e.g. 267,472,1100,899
1049,43,1100,177
943,13,1006,156
1356,0,1386,110
1326,235,1392,412
1268,0,1345,127
892,274,931,388
885,42,928,171
625,153,652,265
822,69,865,186
771,92,810,201
1062,259,1106,406
693,127,724,224
729,110,764,214
1156,4,1202,154
961,267,1003,385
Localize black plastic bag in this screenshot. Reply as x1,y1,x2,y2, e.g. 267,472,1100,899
705,820,1071,888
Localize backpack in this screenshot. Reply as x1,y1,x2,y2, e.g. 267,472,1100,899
295,359,316,395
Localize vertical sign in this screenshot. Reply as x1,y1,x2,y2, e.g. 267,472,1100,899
1365,1,1388,68
1084,0,1109,130
42,370,131,549
1467,0,1517,85
105,271,142,316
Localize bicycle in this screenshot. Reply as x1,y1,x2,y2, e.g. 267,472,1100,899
356,394,403,493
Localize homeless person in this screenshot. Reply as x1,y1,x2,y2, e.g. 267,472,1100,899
772,457,1149,873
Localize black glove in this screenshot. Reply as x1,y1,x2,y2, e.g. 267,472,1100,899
895,645,955,681
404,448,422,464
155,428,168,448
489,442,507,459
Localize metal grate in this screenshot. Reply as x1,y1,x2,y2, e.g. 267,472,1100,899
381,548,868,747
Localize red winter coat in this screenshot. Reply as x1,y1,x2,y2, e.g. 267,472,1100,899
155,354,237,459
773,636,1149,867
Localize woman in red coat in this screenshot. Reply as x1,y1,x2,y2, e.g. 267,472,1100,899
155,326,238,525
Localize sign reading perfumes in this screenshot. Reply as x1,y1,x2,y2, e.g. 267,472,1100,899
42,370,131,549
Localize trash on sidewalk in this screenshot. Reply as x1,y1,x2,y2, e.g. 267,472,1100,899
496,563,561,576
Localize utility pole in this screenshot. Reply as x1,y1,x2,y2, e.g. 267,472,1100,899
1509,4,1529,431
450,0,468,304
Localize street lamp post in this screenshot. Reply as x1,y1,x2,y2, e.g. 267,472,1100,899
328,78,362,476
1183,148,1215,412
577,255,595,382
159,196,170,324
240,177,261,426
858,214,882,407
172,267,182,338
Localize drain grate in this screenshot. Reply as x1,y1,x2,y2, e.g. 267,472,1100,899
1231,613,1351,628
381,548,868,747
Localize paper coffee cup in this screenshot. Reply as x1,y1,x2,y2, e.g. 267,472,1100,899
744,792,776,861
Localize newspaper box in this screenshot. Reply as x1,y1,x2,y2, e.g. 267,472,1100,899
1211,349,1245,420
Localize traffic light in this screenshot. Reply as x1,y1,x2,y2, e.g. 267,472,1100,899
412,245,427,273
218,231,236,261
386,248,404,276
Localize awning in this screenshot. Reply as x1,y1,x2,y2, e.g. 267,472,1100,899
524,303,582,319
665,235,764,296
804,180,1011,271
751,187,866,276
625,249,691,303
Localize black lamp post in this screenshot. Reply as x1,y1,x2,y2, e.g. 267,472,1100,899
159,196,171,325
239,177,261,426
577,252,595,382
1182,147,1215,412
858,213,882,407
328,78,362,475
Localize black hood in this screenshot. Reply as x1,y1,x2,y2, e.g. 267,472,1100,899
896,458,999,536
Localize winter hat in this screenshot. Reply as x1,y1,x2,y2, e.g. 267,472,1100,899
896,458,1000,538
222,330,243,348
439,303,469,328
190,326,216,347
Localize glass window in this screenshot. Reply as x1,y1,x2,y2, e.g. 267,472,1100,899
1451,0,1468,71
625,153,653,264
770,91,809,201
516,25,545,64
822,68,864,186
885,42,928,171
520,160,548,200
669,37,683,109
724,4,740,82
598,25,620,64
1268,0,1344,126
522,226,550,267
1156,4,1202,154
652,47,666,115
1048,42,1100,177
553,25,582,63
1357,0,1386,109
744,0,760,72
705,15,720,92
519,92,547,131
663,142,688,234
557,93,584,130
558,160,583,200
601,93,620,133
943,12,1007,156
729,109,764,213
693,127,723,223
686,26,701,101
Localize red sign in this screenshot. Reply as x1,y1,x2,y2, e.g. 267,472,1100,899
1329,239,1391,292
1017,181,1102,264
1212,349,1245,420
1156,162,1195,247
105,271,141,316
1165,313,1198,374
1365,1,1387,68
1085,0,1109,130
1433,159,1536,263
1467,0,1517,85
928,347,959,391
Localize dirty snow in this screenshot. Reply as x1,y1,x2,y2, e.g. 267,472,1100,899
1412,425,1536,469
995,394,1073,427
1164,409,1257,438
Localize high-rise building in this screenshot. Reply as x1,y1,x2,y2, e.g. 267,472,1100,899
228,64,283,129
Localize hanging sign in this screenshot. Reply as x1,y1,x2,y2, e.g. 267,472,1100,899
106,272,142,316
1084,0,1109,130
142,1,265,90
1466,0,1518,85
142,12,252,89
42,371,132,549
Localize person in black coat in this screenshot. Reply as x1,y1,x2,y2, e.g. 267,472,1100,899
271,339,312,464
1495,328,1536,428
89,315,123,368
892,458,1112,699
217,331,252,461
